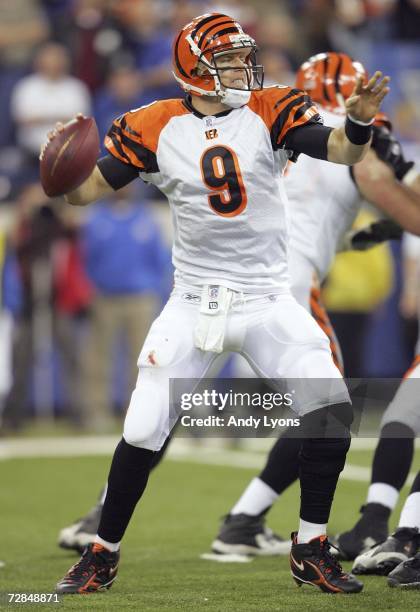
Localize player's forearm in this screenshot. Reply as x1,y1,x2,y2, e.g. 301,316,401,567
402,258,419,294
64,165,112,206
358,175,420,236
327,125,371,165
403,170,420,197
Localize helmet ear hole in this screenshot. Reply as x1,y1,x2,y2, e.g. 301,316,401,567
195,61,210,77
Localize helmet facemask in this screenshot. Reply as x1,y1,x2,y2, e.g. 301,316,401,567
196,42,264,108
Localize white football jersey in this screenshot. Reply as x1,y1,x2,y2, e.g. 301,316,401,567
285,108,360,282
105,87,322,294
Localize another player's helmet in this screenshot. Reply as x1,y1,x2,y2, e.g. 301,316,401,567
296,52,367,111
173,13,264,108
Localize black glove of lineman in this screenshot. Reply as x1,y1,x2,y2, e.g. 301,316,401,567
371,125,414,181
342,219,403,251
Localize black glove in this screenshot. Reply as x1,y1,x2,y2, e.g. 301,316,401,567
344,219,403,251
371,125,414,181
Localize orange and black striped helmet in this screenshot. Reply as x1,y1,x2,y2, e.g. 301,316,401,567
296,52,367,111
172,13,263,99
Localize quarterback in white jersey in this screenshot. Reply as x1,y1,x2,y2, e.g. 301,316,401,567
49,14,390,595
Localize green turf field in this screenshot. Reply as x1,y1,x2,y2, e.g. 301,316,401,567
1,447,420,611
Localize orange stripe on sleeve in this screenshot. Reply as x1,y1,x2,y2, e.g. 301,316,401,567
104,99,189,172
248,86,322,150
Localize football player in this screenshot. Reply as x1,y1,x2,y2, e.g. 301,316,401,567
47,14,390,594
210,52,420,562
351,472,420,583
341,231,420,572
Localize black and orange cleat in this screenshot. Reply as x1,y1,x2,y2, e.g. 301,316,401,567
56,543,119,594
290,532,363,594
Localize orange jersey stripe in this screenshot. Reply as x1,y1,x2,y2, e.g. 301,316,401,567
310,287,344,374
403,354,420,379
105,99,189,171
374,111,392,131
248,87,321,149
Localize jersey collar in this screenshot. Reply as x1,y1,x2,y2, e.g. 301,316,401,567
182,95,233,119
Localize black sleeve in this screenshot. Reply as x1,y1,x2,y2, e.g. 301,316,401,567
283,124,333,162
97,154,139,190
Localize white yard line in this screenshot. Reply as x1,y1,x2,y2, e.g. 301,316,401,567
0,436,417,486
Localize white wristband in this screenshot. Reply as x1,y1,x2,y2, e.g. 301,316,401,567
402,167,420,187
347,114,375,127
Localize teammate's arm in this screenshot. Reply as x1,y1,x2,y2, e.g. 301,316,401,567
327,71,390,165
286,72,390,166
353,149,420,235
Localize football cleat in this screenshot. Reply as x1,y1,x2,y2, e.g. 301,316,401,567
352,527,420,575
334,503,389,560
388,552,420,589
56,543,119,594
290,532,364,594
58,503,102,554
211,513,290,556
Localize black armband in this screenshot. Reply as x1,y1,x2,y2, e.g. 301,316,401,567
344,115,373,145
97,154,139,190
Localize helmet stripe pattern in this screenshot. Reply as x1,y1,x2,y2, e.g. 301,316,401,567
333,55,343,95
322,55,331,103
172,12,263,101
197,20,233,47
296,52,367,110
190,14,223,39
173,31,190,78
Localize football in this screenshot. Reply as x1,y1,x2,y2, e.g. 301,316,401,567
40,116,100,197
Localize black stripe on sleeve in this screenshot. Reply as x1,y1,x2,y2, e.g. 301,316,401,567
293,100,318,122
121,116,141,139
108,125,132,163
118,131,159,173
273,88,302,110
97,155,140,190
270,94,307,149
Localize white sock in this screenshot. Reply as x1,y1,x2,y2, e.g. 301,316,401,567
398,492,420,529
99,484,108,505
94,535,120,552
297,519,327,544
366,482,399,510
230,478,279,516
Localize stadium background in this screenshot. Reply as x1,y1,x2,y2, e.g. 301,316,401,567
0,1,420,609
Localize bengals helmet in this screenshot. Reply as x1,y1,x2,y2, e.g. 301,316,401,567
172,13,264,107
296,52,367,111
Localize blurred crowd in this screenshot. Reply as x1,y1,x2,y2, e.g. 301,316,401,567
0,0,419,433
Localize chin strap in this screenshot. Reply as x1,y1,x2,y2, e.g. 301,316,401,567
213,72,251,108
218,88,251,108
174,68,252,109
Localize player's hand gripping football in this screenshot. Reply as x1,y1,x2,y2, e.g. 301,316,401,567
345,72,390,124
39,112,86,161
